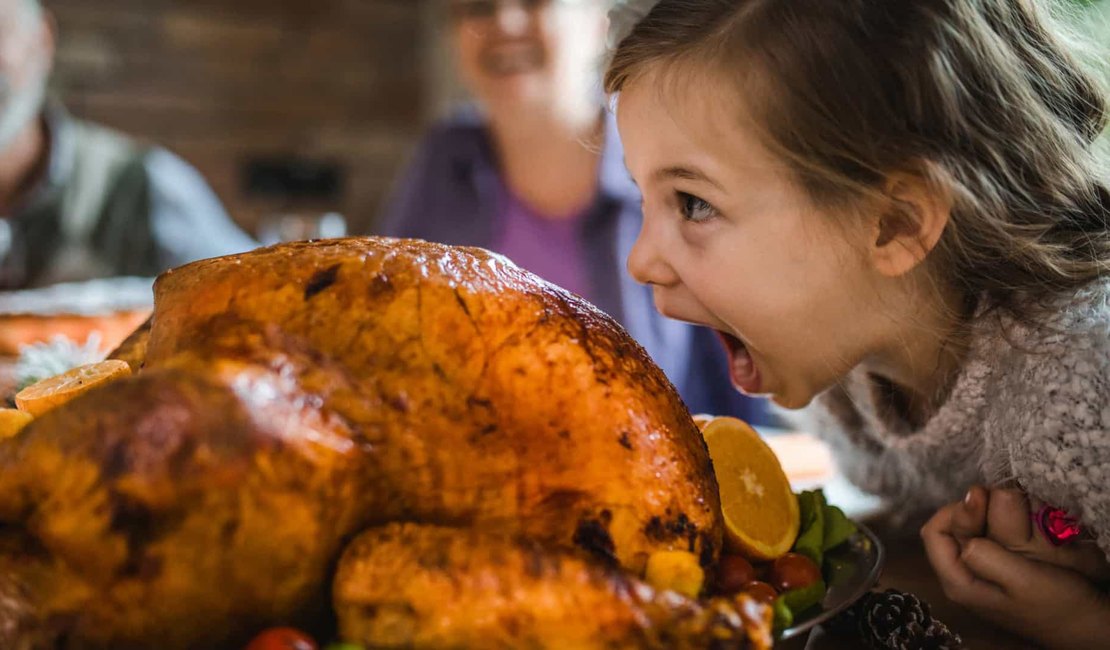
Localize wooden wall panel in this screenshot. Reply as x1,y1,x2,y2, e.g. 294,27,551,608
46,0,427,236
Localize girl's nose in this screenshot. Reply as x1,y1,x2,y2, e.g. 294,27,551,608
627,217,679,287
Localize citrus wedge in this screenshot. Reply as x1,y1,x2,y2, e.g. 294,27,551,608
0,409,33,438
692,413,715,431
702,416,800,560
15,360,132,417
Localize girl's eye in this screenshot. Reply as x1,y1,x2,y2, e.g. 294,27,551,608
677,192,718,223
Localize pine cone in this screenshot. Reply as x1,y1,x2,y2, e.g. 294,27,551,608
916,620,963,650
858,589,962,650
862,589,930,643
824,589,963,649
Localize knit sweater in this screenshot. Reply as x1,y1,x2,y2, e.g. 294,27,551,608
798,280,1110,558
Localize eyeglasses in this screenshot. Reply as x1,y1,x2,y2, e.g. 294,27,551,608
448,0,583,22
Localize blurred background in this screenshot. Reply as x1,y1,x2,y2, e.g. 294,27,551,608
43,0,1110,241
50,0,428,238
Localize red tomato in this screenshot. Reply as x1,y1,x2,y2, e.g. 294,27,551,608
768,552,822,593
740,580,778,604
245,627,318,650
716,554,756,594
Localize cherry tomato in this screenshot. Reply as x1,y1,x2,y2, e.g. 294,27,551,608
245,627,318,650
768,552,822,593
740,580,778,604
716,554,756,594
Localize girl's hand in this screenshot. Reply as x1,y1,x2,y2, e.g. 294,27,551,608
948,485,1110,582
922,501,1110,649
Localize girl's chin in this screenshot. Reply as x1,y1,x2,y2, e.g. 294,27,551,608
764,384,817,411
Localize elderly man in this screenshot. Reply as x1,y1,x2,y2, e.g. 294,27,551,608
0,0,256,289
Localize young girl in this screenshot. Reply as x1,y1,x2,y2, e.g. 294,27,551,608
605,0,1110,646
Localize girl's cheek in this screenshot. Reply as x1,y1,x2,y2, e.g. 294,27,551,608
678,220,718,250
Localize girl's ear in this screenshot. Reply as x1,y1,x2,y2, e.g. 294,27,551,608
869,172,952,278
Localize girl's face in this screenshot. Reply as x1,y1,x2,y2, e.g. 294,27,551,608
616,71,891,409
449,0,606,117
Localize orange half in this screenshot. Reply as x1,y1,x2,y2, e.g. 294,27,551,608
702,416,800,560
692,413,715,431
15,360,132,417
0,409,33,438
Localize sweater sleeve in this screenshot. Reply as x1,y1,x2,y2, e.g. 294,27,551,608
798,378,976,517
993,318,1110,560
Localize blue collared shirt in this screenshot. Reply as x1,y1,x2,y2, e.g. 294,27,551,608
378,108,772,425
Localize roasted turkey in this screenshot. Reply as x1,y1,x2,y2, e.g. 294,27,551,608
0,238,771,649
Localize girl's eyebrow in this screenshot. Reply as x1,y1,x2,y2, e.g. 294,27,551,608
653,165,724,191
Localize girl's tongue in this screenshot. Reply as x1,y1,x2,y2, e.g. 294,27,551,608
716,331,762,394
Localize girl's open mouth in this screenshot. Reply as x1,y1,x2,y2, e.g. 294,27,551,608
716,331,762,394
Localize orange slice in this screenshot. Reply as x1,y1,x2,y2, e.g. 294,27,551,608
15,360,132,417
692,413,715,431
0,409,33,439
702,416,800,560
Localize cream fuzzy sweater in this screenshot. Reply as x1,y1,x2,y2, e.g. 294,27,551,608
798,281,1110,558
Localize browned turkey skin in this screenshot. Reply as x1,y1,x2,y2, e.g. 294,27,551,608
336,523,772,650
0,238,769,649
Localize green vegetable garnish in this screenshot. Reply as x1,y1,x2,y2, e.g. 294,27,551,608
780,579,826,615
792,490,859,564
772,579,827,633
793,490,826,566
796,489,823,530
821,504,857,551
772,596,794,631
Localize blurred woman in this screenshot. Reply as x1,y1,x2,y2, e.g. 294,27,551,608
378,0,769,422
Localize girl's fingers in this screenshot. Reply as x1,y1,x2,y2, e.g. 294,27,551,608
950,485,988,542
986,490,1110,580
960,538,1106,606
960,537,1035,594
1025,536,1110,582
984,488,1032,547
957,538,1101,644
921,504,1006,608
1066,543,1110,582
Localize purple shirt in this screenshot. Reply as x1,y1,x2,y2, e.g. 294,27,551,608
490,181,594,303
